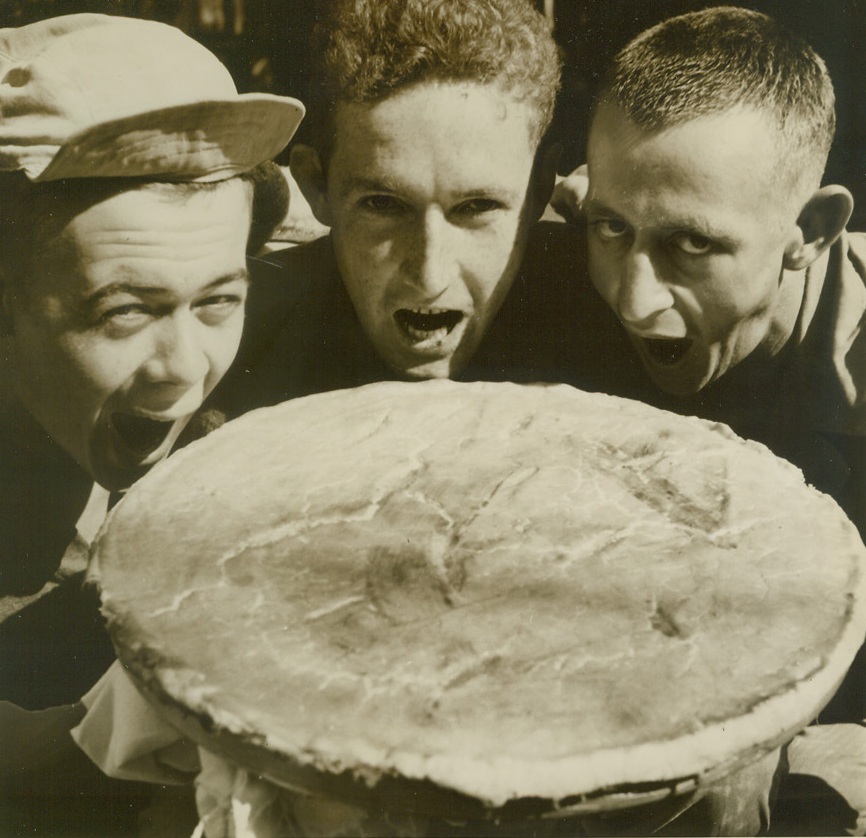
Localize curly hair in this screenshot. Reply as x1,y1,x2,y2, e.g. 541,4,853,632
308,0,561,155
0,162,288,289
596,6,836,198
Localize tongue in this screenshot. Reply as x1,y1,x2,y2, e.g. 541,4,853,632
111,414,176,457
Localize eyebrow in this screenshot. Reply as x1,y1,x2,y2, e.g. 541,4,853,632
84,269,250,307
338,176,400,199
583,197,618,217
340,174,519,199
585,198,740,247
452,187,520,202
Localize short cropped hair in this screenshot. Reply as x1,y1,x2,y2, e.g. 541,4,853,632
0,161,288,288
596,6,835,198
307,0,561,157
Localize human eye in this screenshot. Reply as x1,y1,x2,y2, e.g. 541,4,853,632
194,292,246,326
97,302,151,336
671,232,714,256
358,194,406,215
454,197,505,217
590,218,629,241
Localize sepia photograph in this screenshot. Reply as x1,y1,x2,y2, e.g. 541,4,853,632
1,1,864,836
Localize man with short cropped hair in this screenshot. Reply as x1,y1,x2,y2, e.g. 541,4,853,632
565,7,864,539
0,14,302,833
555,7,865,833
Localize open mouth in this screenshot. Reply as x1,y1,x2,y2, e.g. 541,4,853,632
111,413,176,458
394,308,463,342
642,337,693,367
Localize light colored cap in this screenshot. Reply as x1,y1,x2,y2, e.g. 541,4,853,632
0,13,305,183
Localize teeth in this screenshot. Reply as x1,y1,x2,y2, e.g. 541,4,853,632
395,309,463,337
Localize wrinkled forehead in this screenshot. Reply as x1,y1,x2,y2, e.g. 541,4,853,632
590,99,779,155
324,83,542,208
588,101,801,205
51,177,252,230
587,101,815,242
7,178,253,301
9,178,252,273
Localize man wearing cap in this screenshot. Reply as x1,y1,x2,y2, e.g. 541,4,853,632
0,13,303,834
199,0,587,427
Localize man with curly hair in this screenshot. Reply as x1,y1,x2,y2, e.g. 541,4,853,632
206,0,588,422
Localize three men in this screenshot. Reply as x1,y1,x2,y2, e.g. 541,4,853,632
0,13,302,833
22,4,861,835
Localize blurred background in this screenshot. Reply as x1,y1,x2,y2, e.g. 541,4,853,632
2,0,864,226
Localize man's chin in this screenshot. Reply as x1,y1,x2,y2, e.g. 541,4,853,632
640,356,715,397
379,340,469,381
396,357,460,381
90,460,152,494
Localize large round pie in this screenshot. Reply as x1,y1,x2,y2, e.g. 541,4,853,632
93,381,866,818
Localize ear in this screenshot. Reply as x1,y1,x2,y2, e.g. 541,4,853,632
529,141,561,222
289,144,334,227
549,162,589,224
783,185,853,271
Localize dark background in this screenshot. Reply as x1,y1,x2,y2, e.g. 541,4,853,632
3,0,865,226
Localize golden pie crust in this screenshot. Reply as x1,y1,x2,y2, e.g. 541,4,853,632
94,381,866,815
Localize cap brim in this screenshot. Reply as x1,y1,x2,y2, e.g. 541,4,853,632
30,94,305,183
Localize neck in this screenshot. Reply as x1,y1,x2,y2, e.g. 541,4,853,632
759,266,808,359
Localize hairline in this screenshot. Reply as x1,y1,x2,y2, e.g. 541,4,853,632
591,7,835,214
307,0,561,165
318,77,552,171
591,89,827,216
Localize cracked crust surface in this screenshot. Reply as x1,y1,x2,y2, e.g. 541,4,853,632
93,381,866,812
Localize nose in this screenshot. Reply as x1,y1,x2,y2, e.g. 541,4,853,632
144,311,209,389
402,211,456,298
616,249,674,327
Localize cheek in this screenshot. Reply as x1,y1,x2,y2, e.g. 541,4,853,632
333,209,393,258
205,316,246,381
459,224,523,291
586,243,619,301
334,240,393,310
21,323,126,397
62,331,145,389
691,267,777,323
469,265,516,311
15,335,135,439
